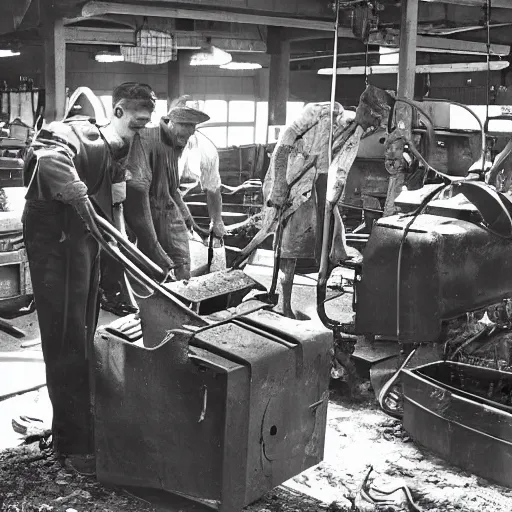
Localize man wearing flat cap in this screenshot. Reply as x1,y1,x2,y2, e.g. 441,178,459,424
128,98,210,280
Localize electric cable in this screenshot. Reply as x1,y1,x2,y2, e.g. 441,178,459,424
396,97,486,173
485,0,492,130
328,0,341,169
395,183,448,341
364,37,370,88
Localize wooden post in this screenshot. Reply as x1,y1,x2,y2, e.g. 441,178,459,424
267,27,290,128
42,8,66,122
167,54,185,109
383,0,419,216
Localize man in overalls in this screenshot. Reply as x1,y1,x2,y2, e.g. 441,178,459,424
22,82,164,475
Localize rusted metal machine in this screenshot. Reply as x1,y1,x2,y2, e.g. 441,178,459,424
67,196,334,511
316,95,512,485
318,100,510,368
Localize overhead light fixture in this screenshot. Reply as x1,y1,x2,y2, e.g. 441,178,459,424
95,50,124,63
190,40,232,66
219,62,262,70
379,47,399,65
0,50,20,58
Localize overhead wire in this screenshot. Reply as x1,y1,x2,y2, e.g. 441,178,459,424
328,0,341,169
485,0,492,129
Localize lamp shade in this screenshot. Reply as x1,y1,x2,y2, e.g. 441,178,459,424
190,45,232,66
219,62,262,70
0,50,20,58
95,51,124,63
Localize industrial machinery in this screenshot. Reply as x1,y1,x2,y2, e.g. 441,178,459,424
311,93,512,486
317,97,512,415
0,137,33,318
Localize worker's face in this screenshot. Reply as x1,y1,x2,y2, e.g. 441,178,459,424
170,121,197,147
112,103,153,143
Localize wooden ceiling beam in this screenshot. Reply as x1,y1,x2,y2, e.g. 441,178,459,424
102,0,333,18
81,1,341,31
319,61,510,75
371,32,510,57
174,33,266,52
421,0,512,8
64,26,136,45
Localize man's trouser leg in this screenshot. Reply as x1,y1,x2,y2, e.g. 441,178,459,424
154,204,191,280
24,200,101,456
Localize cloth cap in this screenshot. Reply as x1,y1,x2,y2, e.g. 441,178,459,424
167,106,210,125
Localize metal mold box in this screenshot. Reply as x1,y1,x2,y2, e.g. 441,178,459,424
403,361,512,488
94,309,332,511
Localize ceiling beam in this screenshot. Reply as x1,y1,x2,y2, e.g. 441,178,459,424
64,14,136,29
319,61,510,75
421,0,512,8
370,32,510,56
100,0,333,18
64,26,135,45
174,32,266,52
81,1,341,31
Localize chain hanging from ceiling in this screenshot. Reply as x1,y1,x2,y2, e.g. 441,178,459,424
121,18,177,65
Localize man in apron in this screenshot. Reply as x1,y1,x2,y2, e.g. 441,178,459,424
132,101,210,280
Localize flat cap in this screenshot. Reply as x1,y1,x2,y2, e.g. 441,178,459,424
167,106,210,125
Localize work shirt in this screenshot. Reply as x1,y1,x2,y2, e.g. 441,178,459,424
24,116,126,222
178,131,222,192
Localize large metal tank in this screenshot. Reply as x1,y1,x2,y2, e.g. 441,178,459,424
94,308,332,511
356,211,512,342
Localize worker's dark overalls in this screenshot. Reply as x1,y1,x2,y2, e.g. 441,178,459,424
22,119,120,456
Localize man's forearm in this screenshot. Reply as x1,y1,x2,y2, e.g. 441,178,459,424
206,188,226,237
206,188,223,225
172,188,194,229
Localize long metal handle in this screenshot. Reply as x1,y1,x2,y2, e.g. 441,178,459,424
94,213,166,280
73,198,203,323
316,202,339,330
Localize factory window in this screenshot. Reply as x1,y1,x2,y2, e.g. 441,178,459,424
202,100,228,123
191,99,304,148
255,102,268,143
228,101,256,123
450,104,512,132
199,126,227,148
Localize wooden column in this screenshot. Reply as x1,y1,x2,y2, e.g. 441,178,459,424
383,0,419,216
42,10,66,122
267,27,290,127
167,54,186,109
